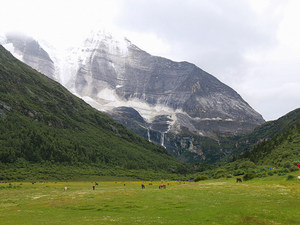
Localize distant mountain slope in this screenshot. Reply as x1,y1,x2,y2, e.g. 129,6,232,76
0,45,185,173
1,31,265,163
240,108,300,166
67,31,264,137
1,32,56,80
229,108,300,157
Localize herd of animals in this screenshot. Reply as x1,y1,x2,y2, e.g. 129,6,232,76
62,182,168,191
61,177,300,191
2,176,300,191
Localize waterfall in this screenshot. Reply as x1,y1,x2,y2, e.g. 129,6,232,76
147,128,151,142
161,132,166,148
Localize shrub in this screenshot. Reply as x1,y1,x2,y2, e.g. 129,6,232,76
289,166,300,172
257,167,268,173
283,161,292,168
238,160,256,170
194,175,208,182
268,171,274,176
214,169,227,179
243,172,258,181
233,169,244,176
276,168,290,176
293,161,300,166
286,175,295,180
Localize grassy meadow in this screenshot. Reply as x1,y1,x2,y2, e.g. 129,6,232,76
1,174,300,225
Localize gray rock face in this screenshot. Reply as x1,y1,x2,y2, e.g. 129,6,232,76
71,31,264,137
2,33,56,80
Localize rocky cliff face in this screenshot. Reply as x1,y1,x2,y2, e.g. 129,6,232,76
1,33,56,81
1,30,265,163
69,31,264,134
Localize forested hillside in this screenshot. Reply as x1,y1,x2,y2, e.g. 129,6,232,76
0,45,187,180
241,112,300,166
223,108,300,157
193,108,300,180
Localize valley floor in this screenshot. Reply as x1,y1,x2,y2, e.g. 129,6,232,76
1,176,300,225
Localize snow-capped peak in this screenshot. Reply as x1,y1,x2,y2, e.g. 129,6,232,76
83,29,131,57
53,29,132,87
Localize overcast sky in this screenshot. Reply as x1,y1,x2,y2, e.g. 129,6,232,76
1,0,299,121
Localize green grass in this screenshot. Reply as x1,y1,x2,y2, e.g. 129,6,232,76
1,175,300,224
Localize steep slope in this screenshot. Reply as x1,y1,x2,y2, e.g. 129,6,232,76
68,31,264,137
229,108,300,157
1,31,265,163
190,108,300,179
242,120,300,167
239,108,300,166
0,45,185,174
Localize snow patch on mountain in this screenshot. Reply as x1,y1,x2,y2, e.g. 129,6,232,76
79,86,181,123
97,88,119,102
88,30,130,57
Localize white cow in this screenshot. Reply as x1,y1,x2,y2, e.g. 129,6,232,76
297,176,300,181
64,187,68,191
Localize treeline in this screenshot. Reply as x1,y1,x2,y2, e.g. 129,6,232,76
0,112,187,173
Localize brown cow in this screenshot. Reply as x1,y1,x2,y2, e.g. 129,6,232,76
159,184,166,189
236,178,242,183
141,184,145,189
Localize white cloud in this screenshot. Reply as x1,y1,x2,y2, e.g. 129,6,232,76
0,0,119,48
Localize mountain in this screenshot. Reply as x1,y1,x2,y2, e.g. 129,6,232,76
227,108,300,158
0,45,187,178
1,31,265,163
192,108,300,179
237,108,300,165
0,32,56,81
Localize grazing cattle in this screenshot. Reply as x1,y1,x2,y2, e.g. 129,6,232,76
236,178,242,183
95,182,99,186
64,187,68,191
297,176,300,181
159,184,166,189
141,184,145,189
92,185,95,190
149,183,152,185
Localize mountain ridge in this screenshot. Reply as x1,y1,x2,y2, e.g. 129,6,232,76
0,45,186,175
1,31,265,163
